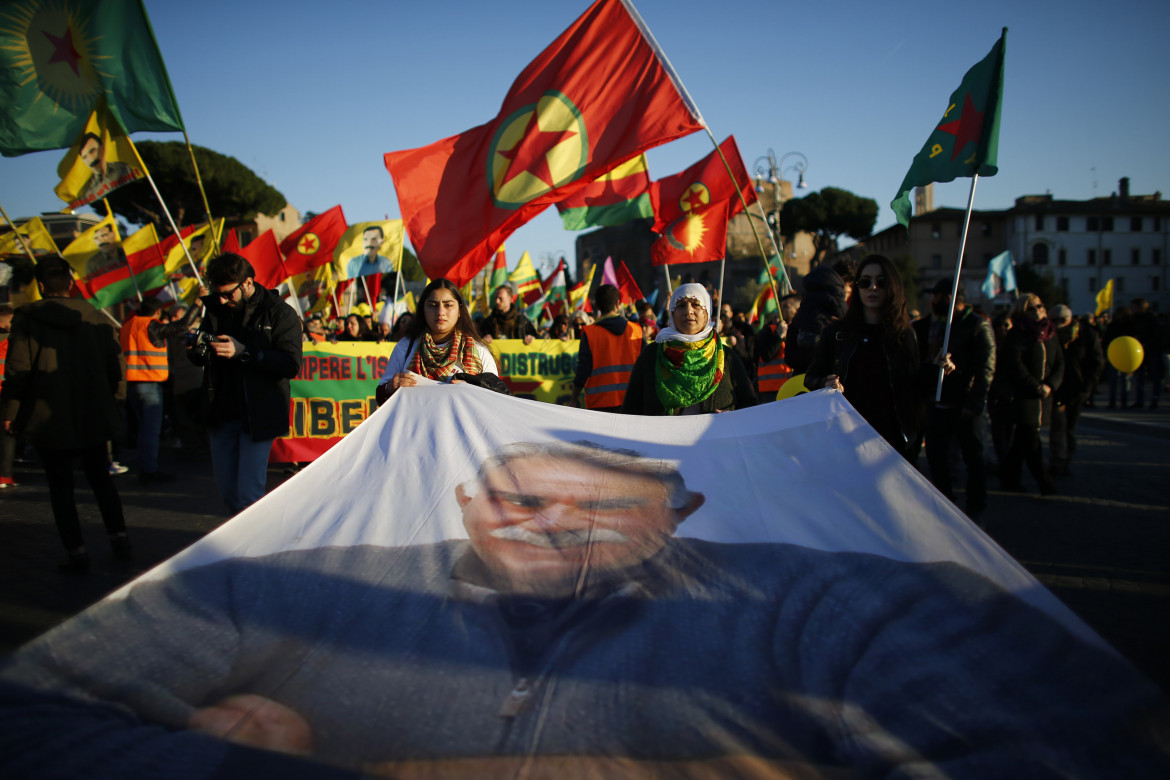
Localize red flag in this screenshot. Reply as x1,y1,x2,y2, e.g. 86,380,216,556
240,230,288,289
649,136,756,233
221,228,241,255
651,199,731,266
384,0,703,286
615,259,645,304
280,206,347,277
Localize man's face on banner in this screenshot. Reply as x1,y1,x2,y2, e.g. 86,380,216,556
93,225,118,256
80,136,103,174
362,228,383,258
457,454,696,595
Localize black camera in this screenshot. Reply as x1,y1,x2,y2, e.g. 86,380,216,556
185,330,215,361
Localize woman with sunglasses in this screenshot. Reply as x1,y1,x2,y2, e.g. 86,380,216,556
805,254,920,456
376,279,497,401
998,293,1063,494
621,283,757,415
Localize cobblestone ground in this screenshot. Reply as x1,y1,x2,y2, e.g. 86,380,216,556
1,407,1167,692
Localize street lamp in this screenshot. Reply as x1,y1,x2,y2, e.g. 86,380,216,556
753,150,808,257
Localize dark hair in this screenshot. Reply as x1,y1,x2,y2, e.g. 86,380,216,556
205,252,255,287
405,278,483,343
0,304,14,318
137,297,162,317
80,132,101,149
831,257,857,284
843,254,909,340
596,284,620,313
35,257,74,294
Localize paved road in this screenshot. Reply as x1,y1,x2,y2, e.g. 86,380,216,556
1,406,1167,691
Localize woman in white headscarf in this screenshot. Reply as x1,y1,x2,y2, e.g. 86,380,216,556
621,284,757,415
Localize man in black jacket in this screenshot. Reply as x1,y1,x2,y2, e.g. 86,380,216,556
916,280,995,518
190,253,302,513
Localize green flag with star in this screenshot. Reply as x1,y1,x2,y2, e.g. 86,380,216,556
891,29,1006,228
0,0,184,157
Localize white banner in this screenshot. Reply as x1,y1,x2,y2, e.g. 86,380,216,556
0,387,1163,777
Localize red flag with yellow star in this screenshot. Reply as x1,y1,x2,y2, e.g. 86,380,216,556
280,206,347,278
650,198,731,267
649,135,756,234
384,0,704,286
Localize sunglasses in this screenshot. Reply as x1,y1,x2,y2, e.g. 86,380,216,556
855,277,887,290
215,280,245,301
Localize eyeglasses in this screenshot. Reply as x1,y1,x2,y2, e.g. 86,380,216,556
215,280,245,301
855,277,887,290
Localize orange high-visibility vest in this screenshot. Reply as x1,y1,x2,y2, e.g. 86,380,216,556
0,338,7,394
120,316,169,382
583,321,643,409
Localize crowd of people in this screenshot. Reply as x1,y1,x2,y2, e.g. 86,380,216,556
1,251,1168,568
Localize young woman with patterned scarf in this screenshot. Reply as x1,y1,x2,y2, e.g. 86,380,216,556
621,284,757,415
377,279,497,401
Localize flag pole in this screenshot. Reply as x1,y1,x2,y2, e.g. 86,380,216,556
140,170,203,284
182,131,221,251
703,129,783,317
0,204,43,263
360,276,372,307
662,265,672,296
934,174,980,403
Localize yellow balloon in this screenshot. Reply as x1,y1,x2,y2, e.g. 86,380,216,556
1107,336,1144,374
775,373,808,401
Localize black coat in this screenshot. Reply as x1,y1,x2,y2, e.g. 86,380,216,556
807,321,921,446
190,284,303,441
784,265,847,374
1000,325,1064,427
913,307,996,415
621,343,757,415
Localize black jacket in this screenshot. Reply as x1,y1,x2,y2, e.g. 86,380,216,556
190,284,303,441
913,307,996,415
785,265,847,374
806,321,921,446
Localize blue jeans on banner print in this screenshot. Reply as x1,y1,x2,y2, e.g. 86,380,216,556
208,420,274,514
127,382,164,474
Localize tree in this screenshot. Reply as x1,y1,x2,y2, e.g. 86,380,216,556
778,187,878,265
101,141,287,228
1015,263,1068,307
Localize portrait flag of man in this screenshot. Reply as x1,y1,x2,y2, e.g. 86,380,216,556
65,222,167,309
651,198,731,267
279,206,347,279
508,251,543,306
163,219,223,274
383,0,705,286
649,135,756,233
0,0,184,157
556,153,654,231
333,220,405,281
891,29,1006,229
54,101,147,210
0,216,57,257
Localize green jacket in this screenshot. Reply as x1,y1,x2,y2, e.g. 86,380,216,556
0,297,122,449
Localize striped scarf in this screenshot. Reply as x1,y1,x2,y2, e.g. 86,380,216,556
654,331,724,414
409,329,483,381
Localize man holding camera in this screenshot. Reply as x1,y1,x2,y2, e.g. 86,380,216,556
191,253,302,513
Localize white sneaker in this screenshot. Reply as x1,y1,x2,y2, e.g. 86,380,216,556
109,461,130,476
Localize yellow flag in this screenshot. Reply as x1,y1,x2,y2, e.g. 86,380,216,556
508,251,542,303
0,216,57,257
62,216,123,282
55,102,147,210
291,263,336,315
332,220,405,280
569,262,596,311
1095,278,1114,316
165,219,223,274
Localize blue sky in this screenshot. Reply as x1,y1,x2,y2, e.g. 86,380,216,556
3,0,1167,278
